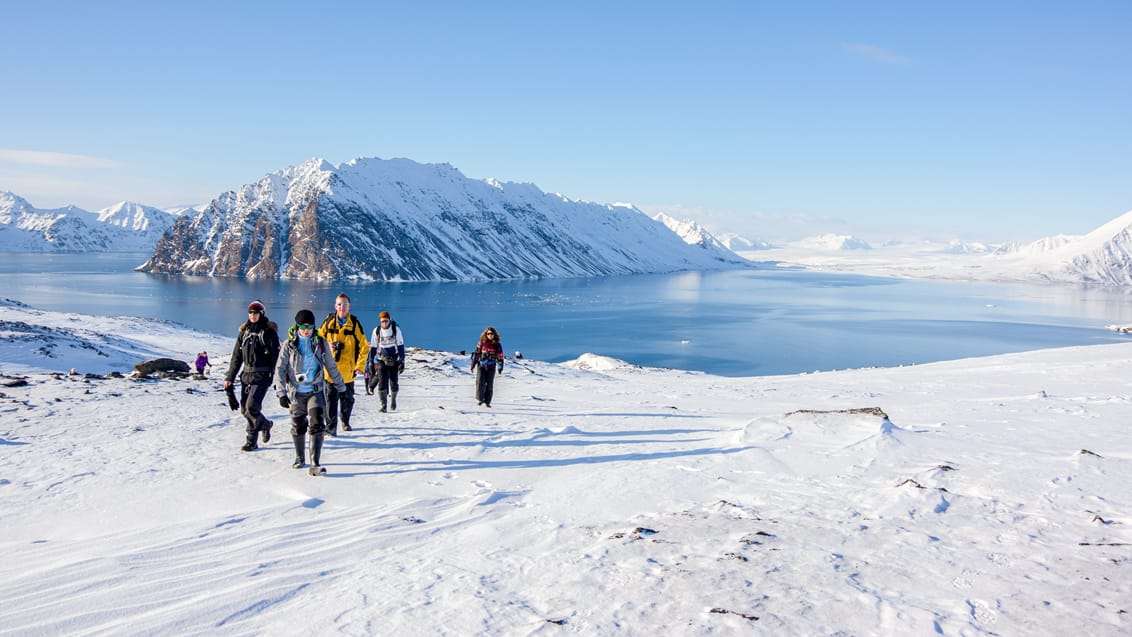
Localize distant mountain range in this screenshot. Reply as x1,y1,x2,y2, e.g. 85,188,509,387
0,192,178,252
4,157,1132,285
788,234,872,251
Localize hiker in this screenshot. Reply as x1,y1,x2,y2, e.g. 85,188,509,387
276,309,347,476
224,300,280,452
317,293,368,435
470,326,504,408
366,310,405,412
194,351,211,376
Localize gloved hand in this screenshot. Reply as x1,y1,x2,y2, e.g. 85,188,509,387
336,384,347,394
471,361,478,371
397,360,405,373
225,385,240,411
279,395,291,409
497,366,503,375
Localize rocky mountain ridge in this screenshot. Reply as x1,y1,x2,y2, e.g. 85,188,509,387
137,157,749,281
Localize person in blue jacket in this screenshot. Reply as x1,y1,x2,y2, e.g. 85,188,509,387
275,309,346,476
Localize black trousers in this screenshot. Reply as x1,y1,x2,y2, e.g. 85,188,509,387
326,381,355,428
239,382,272,433
475,365,497,405
377,361,400,392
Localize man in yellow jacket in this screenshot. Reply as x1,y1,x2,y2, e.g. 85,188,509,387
318,293,369,436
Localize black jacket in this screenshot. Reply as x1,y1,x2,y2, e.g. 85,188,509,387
226,317,280,385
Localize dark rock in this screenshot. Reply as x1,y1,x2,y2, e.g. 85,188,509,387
134,358,192,376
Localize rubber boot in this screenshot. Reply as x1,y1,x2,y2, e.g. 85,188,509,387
309,433,326,475
390,391,398,411
291,435,306,468
240,429,257,452
379,390,388,413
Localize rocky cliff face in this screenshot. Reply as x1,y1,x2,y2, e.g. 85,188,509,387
137,157,749,281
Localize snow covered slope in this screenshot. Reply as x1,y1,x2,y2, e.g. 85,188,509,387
1012,209,1132,284
1,300,1129,635
653,212,744,261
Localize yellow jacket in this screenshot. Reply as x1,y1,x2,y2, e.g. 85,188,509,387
317,312,369,383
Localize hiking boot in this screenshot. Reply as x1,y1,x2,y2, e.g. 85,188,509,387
308,433,326,476
390,391,398,411
310,433,324,467
291,435,306,468
342,423,352,431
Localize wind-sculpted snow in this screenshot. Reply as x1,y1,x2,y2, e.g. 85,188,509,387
137,157,749,280
1,301,1130,634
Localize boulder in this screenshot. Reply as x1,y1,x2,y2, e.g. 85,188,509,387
134,358,192,377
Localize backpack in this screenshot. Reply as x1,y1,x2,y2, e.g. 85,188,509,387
321,312,364,357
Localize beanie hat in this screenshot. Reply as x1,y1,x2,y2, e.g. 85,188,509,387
295,309,316,325
379,311,391,320
248,299,266,313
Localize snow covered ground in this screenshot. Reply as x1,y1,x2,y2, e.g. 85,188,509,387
744,243,1015,282
1,299,1129,635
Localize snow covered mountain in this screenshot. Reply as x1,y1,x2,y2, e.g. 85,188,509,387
1012,209,1132,284
0,192,179,252
138,157,749,281
652,212,746,261
717,232,773,251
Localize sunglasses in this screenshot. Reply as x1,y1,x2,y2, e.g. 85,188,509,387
380,319,390,323
335,302,349,307
297,323,315,330
248,309,262,315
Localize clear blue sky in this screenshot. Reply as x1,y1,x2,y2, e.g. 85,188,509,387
1,1,1128,242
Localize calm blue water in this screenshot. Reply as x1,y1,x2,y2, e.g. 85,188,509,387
5,253,1132,376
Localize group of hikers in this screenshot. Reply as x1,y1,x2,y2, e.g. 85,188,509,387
222,294,506,476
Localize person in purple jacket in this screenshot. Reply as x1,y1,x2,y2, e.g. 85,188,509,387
194,351,211,376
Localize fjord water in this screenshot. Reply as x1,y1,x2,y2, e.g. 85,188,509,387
5,253,1131,377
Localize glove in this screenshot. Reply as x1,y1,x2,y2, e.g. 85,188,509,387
497,366,503,375
397,361,405,373
279,395,291,409
336,385,347,394
225,385,240,411
471,361,478,371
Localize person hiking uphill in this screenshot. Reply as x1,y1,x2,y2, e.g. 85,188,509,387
225,300,280,452
470,326,504,408
317,293,368,435
366,310,405,412
276,309,347,476
194,351,211,376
